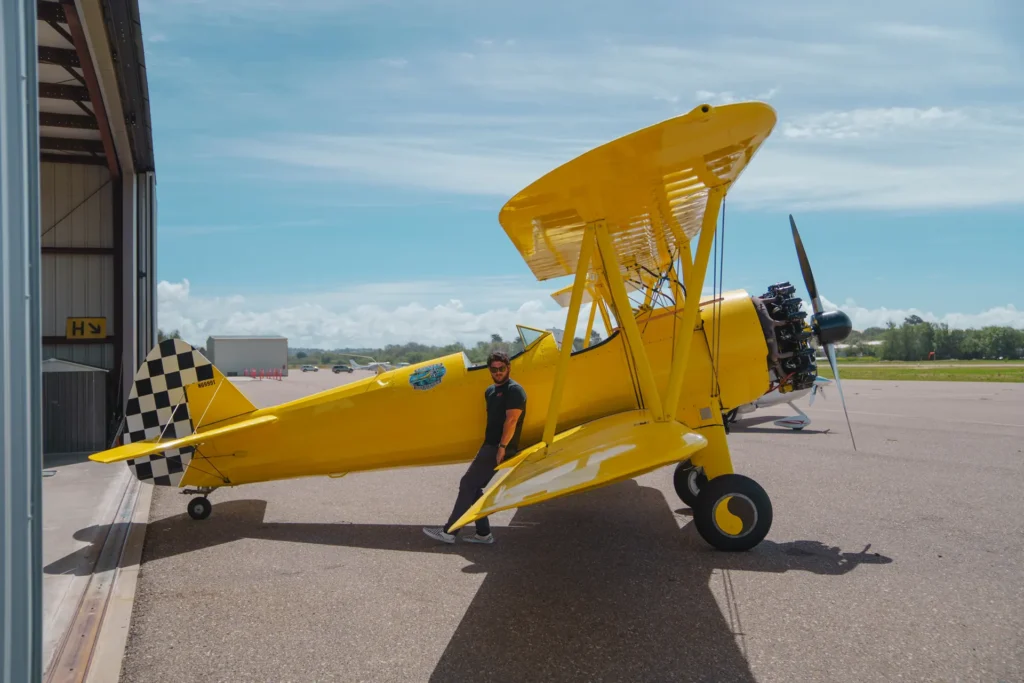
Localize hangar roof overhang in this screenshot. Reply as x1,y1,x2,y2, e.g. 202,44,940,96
36,0,154,176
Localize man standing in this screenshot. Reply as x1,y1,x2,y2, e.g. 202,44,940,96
423,350,526,545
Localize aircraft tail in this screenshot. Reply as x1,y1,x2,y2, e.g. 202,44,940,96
108,338,259,487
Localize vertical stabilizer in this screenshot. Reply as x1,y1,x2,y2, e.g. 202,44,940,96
122,338,256,486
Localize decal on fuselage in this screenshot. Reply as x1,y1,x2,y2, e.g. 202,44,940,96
409,363,446,391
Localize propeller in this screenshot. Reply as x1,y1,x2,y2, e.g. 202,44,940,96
789,214,857,451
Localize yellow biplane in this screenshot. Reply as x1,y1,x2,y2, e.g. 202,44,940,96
88,101,855,552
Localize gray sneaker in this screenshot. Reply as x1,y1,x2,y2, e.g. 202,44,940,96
422,527,455,544
463,533,494,545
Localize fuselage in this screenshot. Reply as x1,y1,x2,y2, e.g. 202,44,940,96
179,289,774,488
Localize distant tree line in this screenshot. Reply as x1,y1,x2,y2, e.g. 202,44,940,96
157,328,207,355
876,316,1024,361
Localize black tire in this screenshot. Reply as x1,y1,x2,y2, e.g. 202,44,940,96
673,460,707,508
188,496,212,520
693,474,772,551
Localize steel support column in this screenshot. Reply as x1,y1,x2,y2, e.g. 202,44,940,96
1,1,44,681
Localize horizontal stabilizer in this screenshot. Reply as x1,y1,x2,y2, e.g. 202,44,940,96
449,410,707,531
89,414,277,464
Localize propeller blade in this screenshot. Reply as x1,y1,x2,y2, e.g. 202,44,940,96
790,214,823,317
825,343,857,451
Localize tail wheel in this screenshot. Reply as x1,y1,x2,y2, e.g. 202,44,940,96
693,474,772,551
673,460,706,508
188,496,212,520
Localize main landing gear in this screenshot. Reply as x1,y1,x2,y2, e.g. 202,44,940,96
182,488,215,520
673,459,706,508
673,460,773,552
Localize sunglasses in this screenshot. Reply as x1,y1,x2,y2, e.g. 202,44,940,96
488,364,508,373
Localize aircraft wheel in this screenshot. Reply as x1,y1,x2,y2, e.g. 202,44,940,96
673,460,706,508
188,496,212,520
693,474,772,552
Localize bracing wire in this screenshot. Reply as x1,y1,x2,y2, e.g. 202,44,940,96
711,219,719,397
41,177,113,240
716,198,724,395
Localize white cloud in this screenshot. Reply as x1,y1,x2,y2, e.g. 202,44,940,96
147,0,1024,213
217,134,574,197
157,277,599,349
433,31,1017,103
138,0,376,24
158,278,1024,351
214,102,1024,210
781,106,968,140
816,296,1024,331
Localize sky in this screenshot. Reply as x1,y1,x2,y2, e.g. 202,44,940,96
140,0,1024,349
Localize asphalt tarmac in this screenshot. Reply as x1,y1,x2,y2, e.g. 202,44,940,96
73,372,1022,682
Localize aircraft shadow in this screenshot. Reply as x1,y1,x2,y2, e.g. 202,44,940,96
729,413,830,435
730,425,830,435
46,481,891,682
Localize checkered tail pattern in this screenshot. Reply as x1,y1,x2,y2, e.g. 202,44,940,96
122,338,215,486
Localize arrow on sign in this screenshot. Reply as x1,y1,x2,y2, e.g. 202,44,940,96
66,317,106,339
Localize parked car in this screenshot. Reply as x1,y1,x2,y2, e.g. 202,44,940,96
332,364,353,373
301,364,318,372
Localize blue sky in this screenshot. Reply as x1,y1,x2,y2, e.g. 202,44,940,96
141,0,1024,348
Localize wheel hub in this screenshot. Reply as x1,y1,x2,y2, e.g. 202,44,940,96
711,493,758,538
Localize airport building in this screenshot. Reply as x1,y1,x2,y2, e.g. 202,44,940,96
34,0,158,453
206,335,289,376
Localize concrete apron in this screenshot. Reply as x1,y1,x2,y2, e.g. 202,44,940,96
42,452,153,683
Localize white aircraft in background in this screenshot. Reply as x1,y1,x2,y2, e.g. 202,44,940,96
347,358,392,374
724,375,832,431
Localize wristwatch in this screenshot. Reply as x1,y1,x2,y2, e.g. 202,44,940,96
498,443,507,449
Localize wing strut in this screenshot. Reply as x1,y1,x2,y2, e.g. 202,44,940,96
661,186,725,420
541,223,596,446
594,221,664,418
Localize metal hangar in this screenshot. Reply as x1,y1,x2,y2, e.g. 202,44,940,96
36,0,157,450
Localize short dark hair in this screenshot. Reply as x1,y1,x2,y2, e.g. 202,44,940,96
487,350,510,367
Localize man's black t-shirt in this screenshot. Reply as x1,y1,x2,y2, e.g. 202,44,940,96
484,379,527,449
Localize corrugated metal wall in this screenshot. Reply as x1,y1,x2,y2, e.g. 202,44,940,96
39,162,113,248
42,371,108,452
39,161,116,371
41,253,115,335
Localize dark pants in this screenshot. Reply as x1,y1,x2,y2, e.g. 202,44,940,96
444,443,516,536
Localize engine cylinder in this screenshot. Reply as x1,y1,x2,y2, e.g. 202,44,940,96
755,282,817,392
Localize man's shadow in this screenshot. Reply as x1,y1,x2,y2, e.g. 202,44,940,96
46,480,892,682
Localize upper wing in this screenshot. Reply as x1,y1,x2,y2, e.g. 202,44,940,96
447,410,707,531
498,101,777,282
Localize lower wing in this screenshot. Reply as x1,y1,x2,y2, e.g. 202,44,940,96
448,410,706,531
